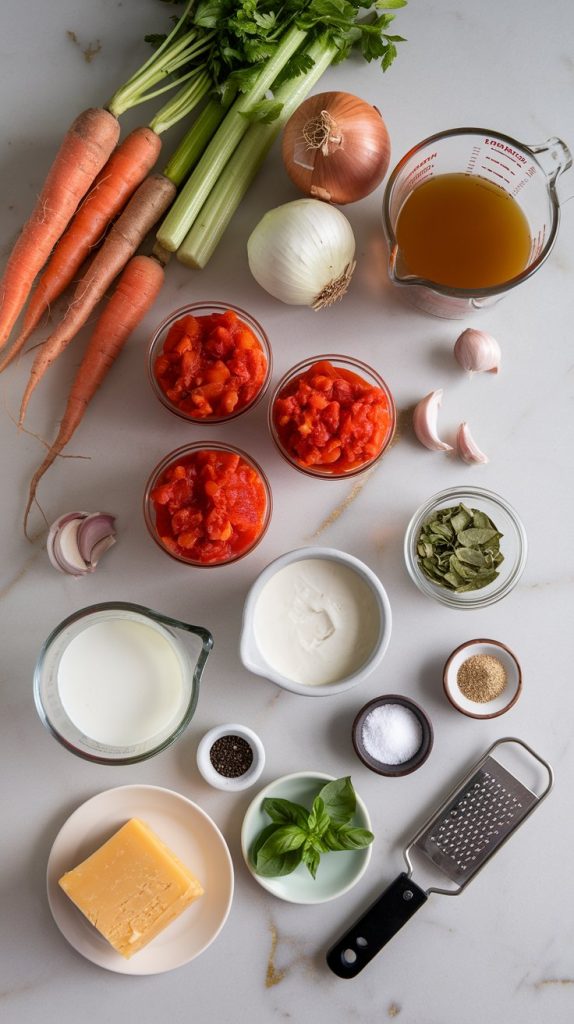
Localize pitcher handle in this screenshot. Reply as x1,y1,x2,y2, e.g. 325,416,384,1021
529,137,572,184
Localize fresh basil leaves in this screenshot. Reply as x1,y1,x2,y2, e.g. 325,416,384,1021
416,503,504,593
251,776,374,879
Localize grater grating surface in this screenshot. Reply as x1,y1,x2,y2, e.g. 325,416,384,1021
415,756,538,884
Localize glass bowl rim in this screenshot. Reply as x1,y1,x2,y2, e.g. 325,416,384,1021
147,300,272,424
404,485,528,609
143,440,273,567
267,352,397,480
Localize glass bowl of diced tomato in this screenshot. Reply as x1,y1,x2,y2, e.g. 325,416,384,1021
143,442,272,566
269,355,396,478
148,302,272,423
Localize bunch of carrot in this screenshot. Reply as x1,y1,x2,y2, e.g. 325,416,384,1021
0,2,243,533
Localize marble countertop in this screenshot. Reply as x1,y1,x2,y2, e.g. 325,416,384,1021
1,0,573,1020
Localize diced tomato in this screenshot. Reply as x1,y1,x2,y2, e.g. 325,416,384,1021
272,360,394,475
154,310,268,419
151,449,268,564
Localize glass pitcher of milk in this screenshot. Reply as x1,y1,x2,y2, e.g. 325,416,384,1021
34,602,213,764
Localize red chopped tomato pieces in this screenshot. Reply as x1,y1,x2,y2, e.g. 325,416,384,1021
154,310,268,419
272,360,394,475
150,449,268,564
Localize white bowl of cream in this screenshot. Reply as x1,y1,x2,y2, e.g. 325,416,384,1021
240,547,392,696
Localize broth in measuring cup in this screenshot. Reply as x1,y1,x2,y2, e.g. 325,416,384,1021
394,172,531,289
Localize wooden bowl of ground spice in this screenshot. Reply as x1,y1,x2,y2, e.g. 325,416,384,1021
443,639,522,719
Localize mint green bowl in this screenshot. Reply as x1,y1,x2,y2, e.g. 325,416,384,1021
240,772,373,904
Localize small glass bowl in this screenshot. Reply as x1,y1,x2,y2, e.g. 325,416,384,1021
147,301,272,423
404,486,527,609
143,441,272,567
352,695,433,777
268,354,396,479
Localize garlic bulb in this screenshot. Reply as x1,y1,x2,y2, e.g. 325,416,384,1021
47,512,116,576
456,423,489,464
412,390,453,451
247,199,356,309
454,329,501,373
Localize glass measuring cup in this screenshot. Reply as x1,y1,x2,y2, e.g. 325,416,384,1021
382,127,572,318
34,602,213,765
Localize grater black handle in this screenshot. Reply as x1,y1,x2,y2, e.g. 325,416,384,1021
326,872,428,978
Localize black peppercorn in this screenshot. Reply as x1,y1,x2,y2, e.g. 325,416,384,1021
209,734,253,778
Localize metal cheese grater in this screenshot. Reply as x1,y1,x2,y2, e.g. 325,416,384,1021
327,738,553,978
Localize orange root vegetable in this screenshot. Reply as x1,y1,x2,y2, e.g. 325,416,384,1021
0,108,119,351
0,127,162,374
19,173,176,424
23,254,165,536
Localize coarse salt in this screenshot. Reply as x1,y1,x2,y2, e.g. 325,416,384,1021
362,704,423,765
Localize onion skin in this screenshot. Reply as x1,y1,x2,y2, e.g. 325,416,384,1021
282,91,391,205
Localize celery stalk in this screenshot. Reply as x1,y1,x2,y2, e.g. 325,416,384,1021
163,97,234,187
156,24,308,252
176,39,337,269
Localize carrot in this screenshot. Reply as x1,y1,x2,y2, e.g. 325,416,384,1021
23,254,165,536
19,173,176,424
0,108,119,351
0,127,162,374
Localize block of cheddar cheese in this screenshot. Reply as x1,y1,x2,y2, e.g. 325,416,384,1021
58,818,204,958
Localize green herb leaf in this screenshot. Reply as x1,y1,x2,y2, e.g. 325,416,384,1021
456,527,500,547
318,776,356,824
327,825,375,850
253,825,307,877
302,845,321,879
252,823,281,861
307,796,331,837
261,797,310,829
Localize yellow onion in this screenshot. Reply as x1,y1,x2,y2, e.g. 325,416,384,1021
282,91,391,205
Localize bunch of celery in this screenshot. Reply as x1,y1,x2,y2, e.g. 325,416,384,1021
155,0,407,267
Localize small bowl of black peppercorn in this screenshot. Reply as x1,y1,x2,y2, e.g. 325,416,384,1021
196,723,265,791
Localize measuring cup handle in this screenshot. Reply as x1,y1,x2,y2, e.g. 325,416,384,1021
326,872,427,978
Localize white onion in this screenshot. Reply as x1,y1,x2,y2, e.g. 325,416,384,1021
247,199,356,309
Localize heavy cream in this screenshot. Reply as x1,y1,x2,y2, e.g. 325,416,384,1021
57,617,185,747
252,558,381,686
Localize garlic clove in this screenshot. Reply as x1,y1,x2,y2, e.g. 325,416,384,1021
87,534,117,569
413,390,453,451
456,422,489,464
51,518,91,576
454,328,501,374
76,513,116,566
47,511,116,576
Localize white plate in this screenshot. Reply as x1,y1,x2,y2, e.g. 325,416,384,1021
46,785,234,975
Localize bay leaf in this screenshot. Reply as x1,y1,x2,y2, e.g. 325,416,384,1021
457,527,499,546
455,546,486,567
449,555,475,580
451,508,471,533
472,510,491,530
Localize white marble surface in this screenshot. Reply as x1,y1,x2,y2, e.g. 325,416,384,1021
1,0,574,1020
